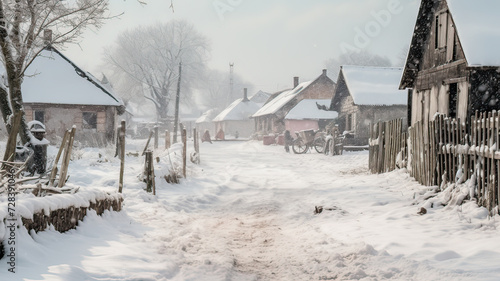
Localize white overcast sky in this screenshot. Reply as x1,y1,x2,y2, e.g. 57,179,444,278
65,0,420,93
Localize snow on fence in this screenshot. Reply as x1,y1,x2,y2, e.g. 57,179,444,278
371,110,500,213
368,119,408,174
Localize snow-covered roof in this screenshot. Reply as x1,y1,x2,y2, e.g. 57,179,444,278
285,99,338,120
249,90,271,105
447,0,500,67
341,66,407,106
253,81,312,117
22,47,123,106
196,109,219,124
212,98,261,122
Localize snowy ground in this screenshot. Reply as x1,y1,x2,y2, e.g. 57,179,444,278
1,139,500,280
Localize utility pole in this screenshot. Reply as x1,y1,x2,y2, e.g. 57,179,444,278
173,62,182,143
228,62,234,106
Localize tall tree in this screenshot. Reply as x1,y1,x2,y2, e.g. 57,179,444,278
104,20,209,122
0,0,110,161
325,50,393,81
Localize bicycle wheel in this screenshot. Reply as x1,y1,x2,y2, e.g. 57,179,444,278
292,138,308,154
313,138,326,153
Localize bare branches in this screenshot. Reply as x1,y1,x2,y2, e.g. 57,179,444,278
104,20,209,120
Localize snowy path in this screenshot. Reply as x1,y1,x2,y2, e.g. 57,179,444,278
3,140,500,280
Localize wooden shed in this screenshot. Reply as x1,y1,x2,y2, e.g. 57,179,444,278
399,0,500,127
330,65,407,145
253,69,336,135
22,46,124,145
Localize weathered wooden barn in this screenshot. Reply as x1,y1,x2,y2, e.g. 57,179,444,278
22,46,125,145
253,69,336,135
212,89,261,139
330,65,407,145
284,99,338,134
399,0,500,127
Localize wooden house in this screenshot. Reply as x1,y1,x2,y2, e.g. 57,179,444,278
253,69,336,135
284,99,338,134
22,46,125,145
212,89,261,139
330,65,407,145
399,0,500,126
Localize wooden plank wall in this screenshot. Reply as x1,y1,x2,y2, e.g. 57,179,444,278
369,119,407,174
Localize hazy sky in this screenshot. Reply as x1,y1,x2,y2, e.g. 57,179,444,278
65,0,420,94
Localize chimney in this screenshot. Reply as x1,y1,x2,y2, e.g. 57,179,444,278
322,69,327,76
243,88,249,102
44,29,52,45
293,77,299,88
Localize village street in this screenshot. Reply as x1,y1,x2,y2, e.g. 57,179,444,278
4,140,498,281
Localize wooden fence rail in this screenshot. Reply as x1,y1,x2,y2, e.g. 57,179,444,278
370,110,500,213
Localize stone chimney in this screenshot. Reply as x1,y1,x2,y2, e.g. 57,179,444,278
44,29,52,45
243,88,249,102
322,69,327,76
293,77,299,88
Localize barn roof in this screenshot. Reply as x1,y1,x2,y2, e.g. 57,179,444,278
400,0,500,89
22,46,123,106
285,99,338,120
447,0,500,67
212,98,261,122
339,66,407,106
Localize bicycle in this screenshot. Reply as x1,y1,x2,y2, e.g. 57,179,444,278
292,129,326,154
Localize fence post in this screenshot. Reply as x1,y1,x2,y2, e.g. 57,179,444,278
118,120,126,193
193,128,200,164
154,126,159,149
142,130,154,156
182,126,187,178
165,130,171,150
58,126,76,188
144,150,155,194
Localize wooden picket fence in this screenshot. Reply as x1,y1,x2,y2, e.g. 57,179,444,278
369,119,407,174
371,110,500,213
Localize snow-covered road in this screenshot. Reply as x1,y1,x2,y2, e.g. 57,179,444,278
3,140,500,280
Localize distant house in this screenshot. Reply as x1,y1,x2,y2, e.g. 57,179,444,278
22,46,124,145
253,69,336,135
284,99,338,134
330,65,407,145
195,108,219,137
212,89,261,139
399,0,500,126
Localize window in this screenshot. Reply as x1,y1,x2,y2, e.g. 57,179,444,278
82,112,97,129
435,11,449,49
448,83,458,119
34,110,45,124
435,16,439,49
346,114,353,131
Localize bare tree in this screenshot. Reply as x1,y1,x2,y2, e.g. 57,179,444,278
325,50,393,81
104,20,209,122
0,0,110,162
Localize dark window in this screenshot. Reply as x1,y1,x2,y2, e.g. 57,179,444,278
82,112,97,129
449,83,458,119
346,114,353,131
34,110,44,124
435,16,439,49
